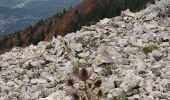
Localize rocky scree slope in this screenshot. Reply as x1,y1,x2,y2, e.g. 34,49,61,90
0,0,170,100
0,0,154,54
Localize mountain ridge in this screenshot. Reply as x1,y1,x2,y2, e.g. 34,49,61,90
0,0,154,54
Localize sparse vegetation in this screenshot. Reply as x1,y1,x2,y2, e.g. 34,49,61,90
46,44,53,49
141,42,158,55
66,67,103,100
101,64,115,77
72,61,88,75
112,96,128,100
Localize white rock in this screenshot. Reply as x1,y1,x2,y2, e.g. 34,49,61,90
30,79,47,84
94,50,113,66
71,43,83,52
78,51,90,59
102,76,115,94
134,60,146,73
100,18,110,25
120,70,142,92
118,39,128,47
110,88,125,97
145,11,158,20
122,9,136,18
39,91,71,100
107,93,113,99
30,60,45,67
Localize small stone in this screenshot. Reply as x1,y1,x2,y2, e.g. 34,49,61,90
122,9,136,18
30,79,47,84
14,68,25,74
78,51,90,59
166,83,170,91
118,39,128,47
100,18,110,25
74,43,83,52
132,89,140,95
121,58,130,65
110,88,125,97
145,11,158,20
107,93,113,99
135,60,146,74
30,60,45,67
153,55,162,62
94,50,113,66
114,80,122,88
151,63,161,76
101,77,115,94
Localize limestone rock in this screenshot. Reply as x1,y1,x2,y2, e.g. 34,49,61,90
120,70,142,92
0,0,170,99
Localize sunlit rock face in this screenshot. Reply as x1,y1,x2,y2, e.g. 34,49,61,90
0,0,170,99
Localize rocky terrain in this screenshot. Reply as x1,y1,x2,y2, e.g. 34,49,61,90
0,0,153,54
0,0,170,100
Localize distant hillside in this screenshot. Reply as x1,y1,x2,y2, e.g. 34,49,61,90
0,0,155,54
0,0,82,35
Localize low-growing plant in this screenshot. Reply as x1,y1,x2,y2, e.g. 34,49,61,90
112,96,128,100
101,64,115,77
46,44,53,49
72,61,88,75
72,65,80,76
141,42,158,55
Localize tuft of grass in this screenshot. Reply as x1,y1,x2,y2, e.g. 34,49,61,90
46,44,53,49
72,61,88,76
72,66,79,76
77,37,86,44
141,42,158,55
101,64,115,77
112,96,128,100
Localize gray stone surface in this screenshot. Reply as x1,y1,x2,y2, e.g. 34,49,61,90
0,0,170,99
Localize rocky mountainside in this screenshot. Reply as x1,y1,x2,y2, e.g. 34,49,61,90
0,0,170,100
0,0,154,54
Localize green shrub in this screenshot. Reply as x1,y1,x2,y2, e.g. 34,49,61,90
46,44,53,49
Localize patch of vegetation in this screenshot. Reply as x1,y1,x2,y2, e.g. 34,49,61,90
101,64,115,77
46,44,53,49
112,96,128,100
66,68,103,100
141,42,158,55
72,61,88,76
